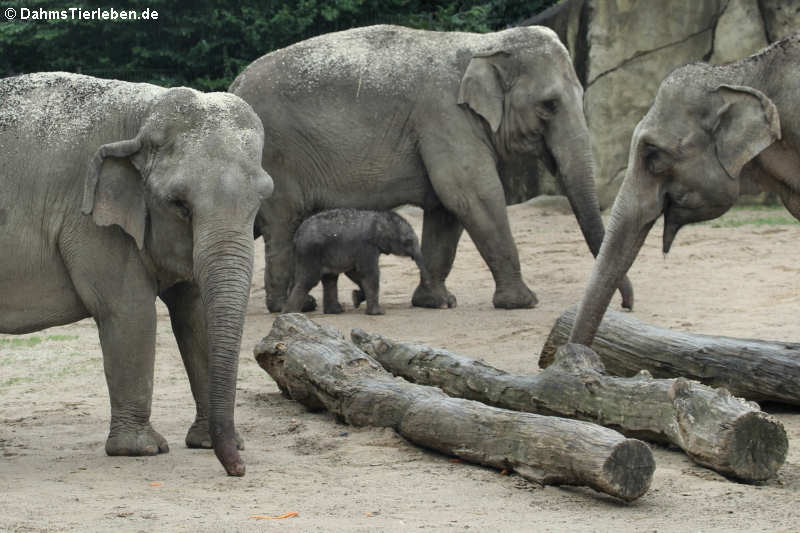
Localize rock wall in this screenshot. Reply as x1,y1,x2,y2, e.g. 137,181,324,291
527,0,800,208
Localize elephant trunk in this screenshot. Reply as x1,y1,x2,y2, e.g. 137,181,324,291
568,178,660,345
193,222,255,476
549,127,634,309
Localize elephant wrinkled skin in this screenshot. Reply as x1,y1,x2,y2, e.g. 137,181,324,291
570,32,800,346
0,73,274,476
230,24,633,313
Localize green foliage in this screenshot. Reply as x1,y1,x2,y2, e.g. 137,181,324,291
0,334,79,348
703,206,800,228
0,0,556,90
1,376,34,387
0,336,43,348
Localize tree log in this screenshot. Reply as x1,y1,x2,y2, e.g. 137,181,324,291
254,314,655,502
352,330,787,481
541,305,800,407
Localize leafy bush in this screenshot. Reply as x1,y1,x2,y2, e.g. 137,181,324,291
0,0,556,90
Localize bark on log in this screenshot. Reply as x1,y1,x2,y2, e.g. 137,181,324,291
541,305,800,406
352,330,787,481
255,314,655,502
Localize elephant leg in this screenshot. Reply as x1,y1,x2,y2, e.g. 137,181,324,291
412,206,461,308
422,143,536,309
64,245,168,456
94,306,169,456
284,259,321,313
345,270,365,308
264,223,294,313
160,282,244,450
255,213,280,313
264,221,316,313
321,273,344,314
357,256,384,315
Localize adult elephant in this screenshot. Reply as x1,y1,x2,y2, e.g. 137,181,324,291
569,33,800,345
0,73,274,476
230,24,633,312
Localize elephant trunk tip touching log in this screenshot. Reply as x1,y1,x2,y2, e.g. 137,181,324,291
544,314,792,482
568,31,800,348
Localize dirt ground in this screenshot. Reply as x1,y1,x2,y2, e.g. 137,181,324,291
3,201,800,532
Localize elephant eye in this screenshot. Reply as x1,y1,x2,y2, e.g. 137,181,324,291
537,99,558,119
168,197,191,220
643,143,672,175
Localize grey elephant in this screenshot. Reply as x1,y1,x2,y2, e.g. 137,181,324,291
230,24,633,313
285,208,427,315
0,72,274,476
569,32,800,346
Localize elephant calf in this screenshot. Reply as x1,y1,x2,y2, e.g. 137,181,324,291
284,209,428,315
0,72,274,476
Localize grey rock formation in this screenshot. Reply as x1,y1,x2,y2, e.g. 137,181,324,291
762,0,800,41
710,0,768,65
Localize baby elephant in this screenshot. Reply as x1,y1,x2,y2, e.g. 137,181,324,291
284,209,428,315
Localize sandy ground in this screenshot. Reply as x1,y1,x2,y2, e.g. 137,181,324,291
3,201,800,532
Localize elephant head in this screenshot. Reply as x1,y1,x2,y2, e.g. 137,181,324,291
569,64,781,345
457,28,633,309
375,212,430,285
82,87,274,475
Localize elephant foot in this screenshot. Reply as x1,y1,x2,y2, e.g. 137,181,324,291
185,418,245,450
266,295,284,314
492,283,538,309
273,294,317,313
323,302,344,314
412,284,457,309
106,423,169,456
365,305,385,315
301,294,317,312
351,289,365,308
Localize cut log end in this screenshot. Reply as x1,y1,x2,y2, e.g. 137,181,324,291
724,411,788,481
602,439,656,502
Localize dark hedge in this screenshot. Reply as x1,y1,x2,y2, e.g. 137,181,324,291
0,0,556,89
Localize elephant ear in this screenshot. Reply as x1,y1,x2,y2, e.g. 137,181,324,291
457,51,511,133
81,138,148,249
713,84,781,178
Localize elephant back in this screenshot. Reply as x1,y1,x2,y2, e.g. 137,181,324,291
0,72,160,146
230,24,558,100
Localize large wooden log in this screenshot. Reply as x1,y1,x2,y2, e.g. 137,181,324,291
352,330,787,481
255,314,655,502
541,305,800,406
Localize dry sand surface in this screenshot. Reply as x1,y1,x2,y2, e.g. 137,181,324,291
2,201,800,532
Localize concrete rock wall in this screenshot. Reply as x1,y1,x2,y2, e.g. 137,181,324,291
527,0,800,208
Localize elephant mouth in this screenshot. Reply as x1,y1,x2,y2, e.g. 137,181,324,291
662,196,687,254
662,217,681,255
541,143,558,176
662,201,730,254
